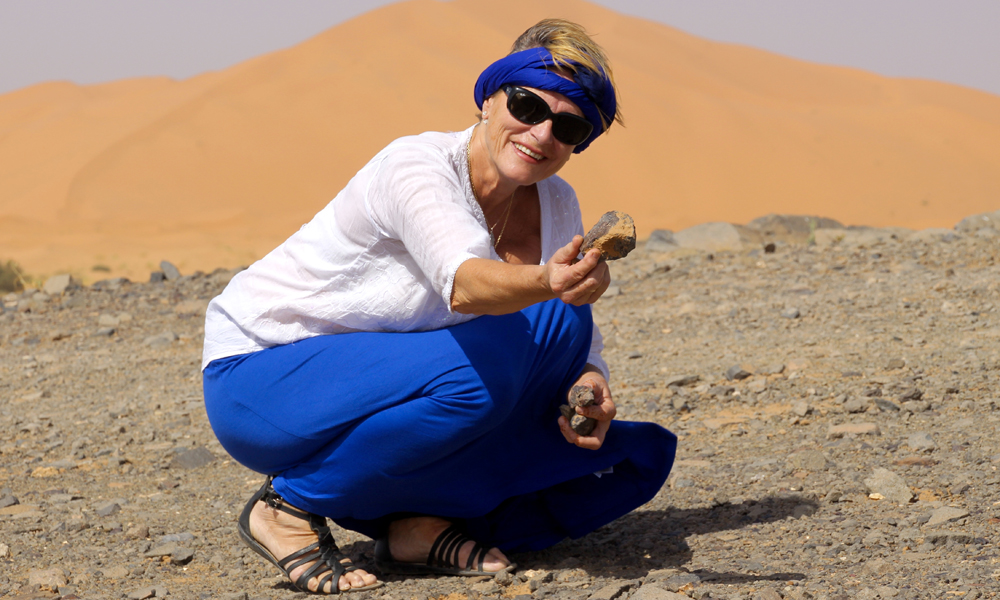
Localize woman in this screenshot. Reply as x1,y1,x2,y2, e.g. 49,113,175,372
202,19,676,594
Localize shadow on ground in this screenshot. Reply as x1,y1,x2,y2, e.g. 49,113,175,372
513,494,817,582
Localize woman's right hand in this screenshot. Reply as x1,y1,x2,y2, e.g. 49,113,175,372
545,235,611,305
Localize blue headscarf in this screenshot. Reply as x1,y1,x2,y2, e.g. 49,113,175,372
473,48,616,153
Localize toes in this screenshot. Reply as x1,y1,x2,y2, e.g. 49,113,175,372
339,568,377,591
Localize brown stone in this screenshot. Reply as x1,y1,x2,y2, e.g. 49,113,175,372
581,211,636,260
561,385,597,436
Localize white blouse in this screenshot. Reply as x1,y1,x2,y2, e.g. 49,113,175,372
202,126,608,379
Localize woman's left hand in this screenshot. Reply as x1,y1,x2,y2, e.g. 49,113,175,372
557,366,616,450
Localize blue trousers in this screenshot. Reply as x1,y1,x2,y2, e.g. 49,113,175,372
203,299,676,552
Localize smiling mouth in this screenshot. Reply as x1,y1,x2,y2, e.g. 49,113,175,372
513,142,545,161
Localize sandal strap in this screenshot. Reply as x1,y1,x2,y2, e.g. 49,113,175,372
256,477,357,592
427,524,489,572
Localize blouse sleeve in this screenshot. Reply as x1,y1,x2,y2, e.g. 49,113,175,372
365,140,493,311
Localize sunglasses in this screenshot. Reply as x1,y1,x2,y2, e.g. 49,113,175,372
501,84,594,146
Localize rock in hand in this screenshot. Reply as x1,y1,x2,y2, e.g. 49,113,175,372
581,211,636,260
560,385,598,436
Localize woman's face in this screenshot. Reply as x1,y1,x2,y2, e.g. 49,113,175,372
481,86,581,187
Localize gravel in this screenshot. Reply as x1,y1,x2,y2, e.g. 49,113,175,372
1,221,999,599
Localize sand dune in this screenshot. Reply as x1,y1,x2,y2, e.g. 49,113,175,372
2,0,999,282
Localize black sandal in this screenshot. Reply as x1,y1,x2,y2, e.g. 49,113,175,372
373,524,516,577
237,477,382,594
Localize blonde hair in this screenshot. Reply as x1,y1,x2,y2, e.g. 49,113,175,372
510,19,623,131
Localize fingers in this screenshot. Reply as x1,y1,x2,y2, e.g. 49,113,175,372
558,415,608,450
555,250,608,305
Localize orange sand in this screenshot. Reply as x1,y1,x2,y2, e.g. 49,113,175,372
2,0,999,283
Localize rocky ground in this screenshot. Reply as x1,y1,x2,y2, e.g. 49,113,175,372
2,213,1000,600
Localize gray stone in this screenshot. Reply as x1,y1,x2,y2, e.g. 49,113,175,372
725,365,751,381
149,271,166,283
955,209,1000,233
95,501,120,517
0,542,10,558
589,581,634,600
885,357,906,370
160,260,181,280
926,506,969,527
169,446,216,469
662,572,700,591
873,398,900,412
906,432,937,452
42,274,74,296
665,374,700,387
754,591,783,600
126,587,157,600
0,494,18,508
170,547,195,564
144,331,178,347
924,531,974,545
98,313,119,327
646,229,679,253
93,326,116,337
864,468,913,503
28,567,66,589
844,397,870,413
788,450,830,471
159,532,195,543
781,307,801,319
631,584,690,600
144,541,180,558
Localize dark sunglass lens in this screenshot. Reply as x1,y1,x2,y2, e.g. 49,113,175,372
508,91,550,124
552,117,593,146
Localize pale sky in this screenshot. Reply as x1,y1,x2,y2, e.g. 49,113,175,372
1,0,998,97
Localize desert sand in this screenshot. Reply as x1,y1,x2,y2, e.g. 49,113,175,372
1,0,999,282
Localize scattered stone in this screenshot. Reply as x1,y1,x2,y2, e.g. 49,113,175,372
906,432,936,452
95,501,120,517
863,468,913,503
661,572,700,591
28,567,67,590
127,587,160,600
873,398,900,412
788,450,830,471
125,524,150,539
780,307,801,319
665,374,700,387
92,326,116,337
581,211,636,260
169,446,216,469
828,423,880,438
170,547,195,564
102,565,129,580
589,581,635,600
98,313,120,327
144,331,178,347
885,358,906,370
844,397,870,413
924,531,974,546
149,271,166,283
160,261,181,280
631,584,690,600
0,542,9,558
42,274,75,296
645,229,678,253
144,542,180,558
926,506,969,528
725,365,751,381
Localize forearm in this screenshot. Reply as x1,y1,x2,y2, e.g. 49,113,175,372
451,258,553,315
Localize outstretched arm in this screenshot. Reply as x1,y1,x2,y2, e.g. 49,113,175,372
451,235,610,315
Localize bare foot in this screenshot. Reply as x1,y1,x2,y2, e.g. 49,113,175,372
249,499,379,593
386,516,510,572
